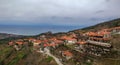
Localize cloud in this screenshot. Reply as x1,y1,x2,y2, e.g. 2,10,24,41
95,10,105,14
0,0,120,26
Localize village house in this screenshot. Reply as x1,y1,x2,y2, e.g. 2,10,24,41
28,38,36,42
33,40,41,46
76,41,86,52
60,36,77,45
98,29,111,38
49,37,64,45
8,39,26,51
32,40,42,52
62,50,73,60
65,38,77,45
68,32,77,38
110,26,120,34
44,41,57,48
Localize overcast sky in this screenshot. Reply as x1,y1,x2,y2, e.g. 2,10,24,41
0,0,120,26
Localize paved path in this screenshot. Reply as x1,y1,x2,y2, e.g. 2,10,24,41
44,48,63,65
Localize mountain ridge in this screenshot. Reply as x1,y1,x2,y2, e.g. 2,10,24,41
82,18,120,31
0,33,23,40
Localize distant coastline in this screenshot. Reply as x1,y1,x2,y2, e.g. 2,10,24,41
0,25,85,35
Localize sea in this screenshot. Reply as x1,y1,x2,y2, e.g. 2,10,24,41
0,25,84,36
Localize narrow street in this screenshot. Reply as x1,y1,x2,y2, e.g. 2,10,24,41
44,48,63,65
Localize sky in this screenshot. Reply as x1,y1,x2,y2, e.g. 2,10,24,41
0,0,120,26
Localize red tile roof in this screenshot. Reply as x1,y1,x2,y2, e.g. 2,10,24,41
85,31,110,37
28,38,36,41
76,41,86,45
44,43,56,47
34,40,41,43
44,44,49,47
63,50,73,56
85,32,97,36
54,40,63,44
16,41,23,45
60,36,76,41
